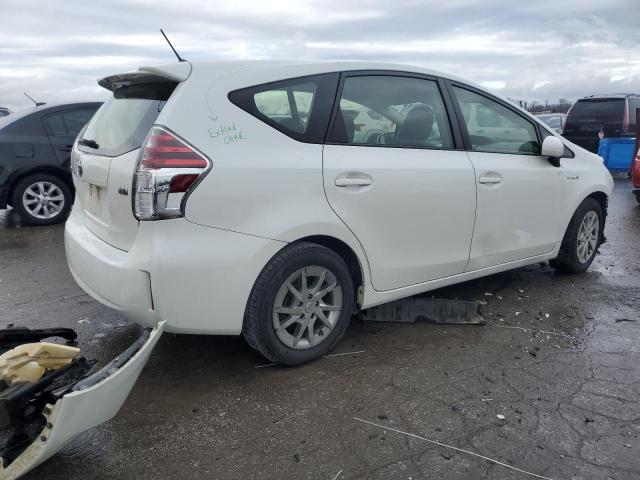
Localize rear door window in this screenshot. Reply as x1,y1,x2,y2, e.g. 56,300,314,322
228,73,339,143
44,109,97,137
45,114,66,136
61,109,96,136
328,75,454,149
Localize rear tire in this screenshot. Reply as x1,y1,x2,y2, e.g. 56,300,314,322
550,198,604,274
12,174,72,226
635,194,640,205
242,242,354,366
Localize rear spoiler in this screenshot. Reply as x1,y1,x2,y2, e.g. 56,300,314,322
98,62,192,92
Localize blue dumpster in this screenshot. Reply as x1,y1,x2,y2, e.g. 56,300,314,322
597,137,636,172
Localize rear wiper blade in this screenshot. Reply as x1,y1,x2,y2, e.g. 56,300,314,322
78,138,99,149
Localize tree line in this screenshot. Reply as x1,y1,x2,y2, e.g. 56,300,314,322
511,98,573,114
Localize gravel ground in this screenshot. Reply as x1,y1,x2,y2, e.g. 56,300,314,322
0,178,638,480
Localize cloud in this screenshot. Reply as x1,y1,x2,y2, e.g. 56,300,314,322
1,0,639,110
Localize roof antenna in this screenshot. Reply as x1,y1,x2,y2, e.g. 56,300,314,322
160,29,186,62
24,92,46,107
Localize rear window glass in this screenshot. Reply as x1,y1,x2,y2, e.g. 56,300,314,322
229,73,339,143
567,99,624,123
79,82,175,157
253,83,317,134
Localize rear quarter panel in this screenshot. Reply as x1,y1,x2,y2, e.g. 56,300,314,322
159,64,372,286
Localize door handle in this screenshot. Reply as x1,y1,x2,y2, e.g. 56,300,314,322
478,175,503,185
335,177,372,187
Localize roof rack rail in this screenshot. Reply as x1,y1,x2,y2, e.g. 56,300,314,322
584,93,640,98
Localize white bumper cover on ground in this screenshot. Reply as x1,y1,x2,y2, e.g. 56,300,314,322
0,322,165,480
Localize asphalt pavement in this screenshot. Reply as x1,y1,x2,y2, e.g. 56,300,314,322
1,178,639,480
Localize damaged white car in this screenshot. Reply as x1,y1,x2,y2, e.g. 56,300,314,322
64,61,612,367
3,59,614,477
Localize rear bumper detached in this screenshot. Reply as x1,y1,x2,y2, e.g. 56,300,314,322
0,322,165,479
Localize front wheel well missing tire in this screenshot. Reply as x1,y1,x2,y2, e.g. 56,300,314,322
293,235,363,308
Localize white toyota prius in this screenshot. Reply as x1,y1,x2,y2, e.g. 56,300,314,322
65,60,613,368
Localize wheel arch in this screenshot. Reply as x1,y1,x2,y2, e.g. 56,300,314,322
556,189,609,254
291,235,365,309
585,190,608,220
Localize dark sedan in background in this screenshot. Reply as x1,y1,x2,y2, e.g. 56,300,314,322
0,102,101,225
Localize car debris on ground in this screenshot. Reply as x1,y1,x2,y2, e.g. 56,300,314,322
0,323,164,479
359,297,485,325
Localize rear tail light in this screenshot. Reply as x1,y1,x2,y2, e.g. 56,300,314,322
133,126,211,220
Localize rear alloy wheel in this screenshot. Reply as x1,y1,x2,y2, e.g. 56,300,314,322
272,266,343,350
243,242,354,365
550,198,603,274
12,174,72,226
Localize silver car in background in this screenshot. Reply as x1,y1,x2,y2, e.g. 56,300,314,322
537,113,566,133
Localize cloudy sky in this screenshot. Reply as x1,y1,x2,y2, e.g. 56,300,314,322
1,0,639,111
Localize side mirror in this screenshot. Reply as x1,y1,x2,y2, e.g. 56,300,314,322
541,136,564,166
